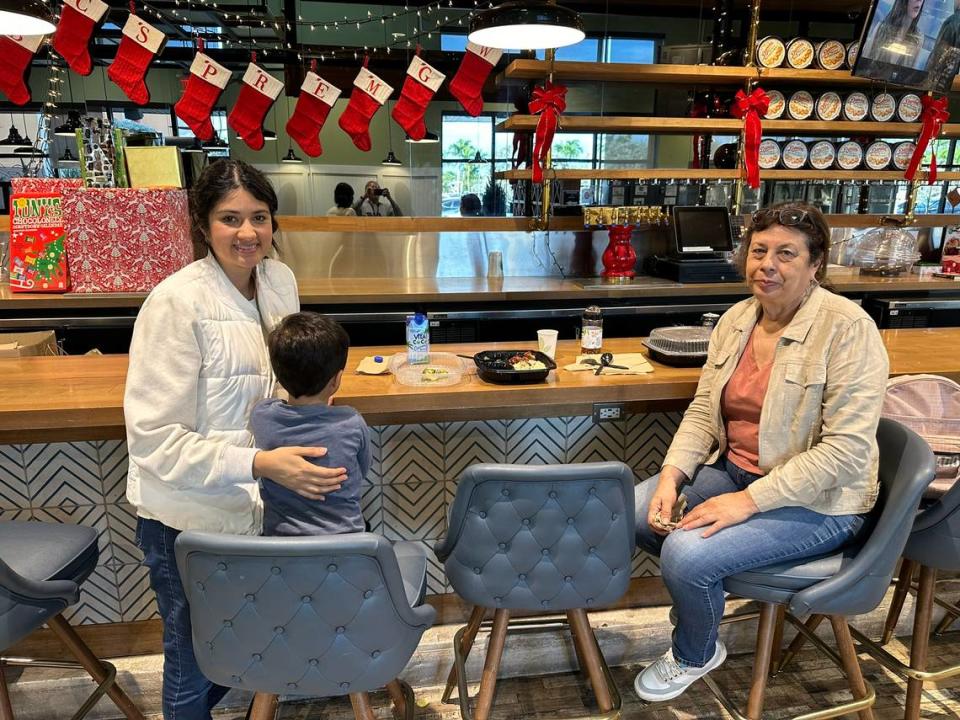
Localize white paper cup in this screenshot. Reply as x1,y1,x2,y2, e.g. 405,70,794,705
537,329,559,360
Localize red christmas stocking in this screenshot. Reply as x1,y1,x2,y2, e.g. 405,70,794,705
286,70,341,157
450,42,503,117
175,50,231,141
338,66,393,152
107,14,165,105
391,56,445,141
0,35,43,105
53,0,109,76
227,62,283,150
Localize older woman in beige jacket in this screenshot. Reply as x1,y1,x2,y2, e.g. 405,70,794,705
633,202,889,703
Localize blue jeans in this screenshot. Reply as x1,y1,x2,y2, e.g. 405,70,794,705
635,458,866,668
136,518,230,720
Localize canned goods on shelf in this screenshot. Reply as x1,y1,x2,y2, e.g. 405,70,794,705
871,93,897,122
815,91,843,121
786,38,816,69
816,39,847,70
836,140,864,170
846,40,860,69
782,139,809,170
758,139,782,169
808,140,837,170
843,91,870,122
865,140,893,170
788,90,815,120
892,141,917,171
765,90,786,120
757,36,787,68
898,93,923,123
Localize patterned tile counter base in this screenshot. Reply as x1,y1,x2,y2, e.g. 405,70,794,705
0,412,681,626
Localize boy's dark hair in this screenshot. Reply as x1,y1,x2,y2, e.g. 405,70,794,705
268,312,350,398
334,182,355,209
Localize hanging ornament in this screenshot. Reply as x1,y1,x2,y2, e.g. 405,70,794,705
730,87,770,189
286,61,341,158
107,10,166,105
449,42,502,117
338,60,393,152
174,40,231,142
905,95,950,185
53,0,109,76
0,35,44,105
392,52,444,141
227,56,284,150
528,81,567,184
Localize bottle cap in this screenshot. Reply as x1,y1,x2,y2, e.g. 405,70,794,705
374,356,383,362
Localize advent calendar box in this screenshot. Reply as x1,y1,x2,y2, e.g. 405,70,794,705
62,187,193,293
9,193,70,293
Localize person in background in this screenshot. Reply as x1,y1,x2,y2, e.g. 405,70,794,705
459,193,483,217
355,180,403,216
632,202,888,703
124,160,346,720
327,182,357,216
864,0,925,67
252,312,368,537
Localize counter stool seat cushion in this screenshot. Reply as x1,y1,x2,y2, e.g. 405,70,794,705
0,520,98,587
724,551,853,604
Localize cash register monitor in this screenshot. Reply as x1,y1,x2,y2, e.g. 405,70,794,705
671,206,734,259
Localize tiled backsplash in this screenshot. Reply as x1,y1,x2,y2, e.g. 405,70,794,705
0,412,681,624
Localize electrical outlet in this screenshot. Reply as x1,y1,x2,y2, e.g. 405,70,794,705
593,402,624,424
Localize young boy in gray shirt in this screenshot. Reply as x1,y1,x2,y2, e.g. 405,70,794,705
252,312,368,536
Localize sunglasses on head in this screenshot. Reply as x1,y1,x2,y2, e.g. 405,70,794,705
751,208,812,229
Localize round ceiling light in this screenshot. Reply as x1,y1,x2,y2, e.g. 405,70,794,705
468,1,584,51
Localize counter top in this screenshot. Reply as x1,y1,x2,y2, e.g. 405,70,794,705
0,329,957,443
0,274,956,310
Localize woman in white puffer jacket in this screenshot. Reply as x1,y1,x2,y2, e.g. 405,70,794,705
124,160,346,720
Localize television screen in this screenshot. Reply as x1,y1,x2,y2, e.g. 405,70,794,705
854,0,960,93
672,206,734,256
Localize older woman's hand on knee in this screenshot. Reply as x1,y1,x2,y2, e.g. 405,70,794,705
254,446,348,500
648,466,687,536
678,490,759,538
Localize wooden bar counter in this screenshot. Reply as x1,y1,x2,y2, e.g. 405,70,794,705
1,329,958,444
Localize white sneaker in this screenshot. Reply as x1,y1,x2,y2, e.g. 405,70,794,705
633,640,727,702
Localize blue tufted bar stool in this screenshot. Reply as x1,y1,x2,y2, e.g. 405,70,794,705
435,461,636,720
700,419,935,720
175,532,436,720
0,520,144,720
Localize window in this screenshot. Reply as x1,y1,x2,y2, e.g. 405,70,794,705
534,39,600,61
175,110,228,141
441,114,497,216
440,33,657,64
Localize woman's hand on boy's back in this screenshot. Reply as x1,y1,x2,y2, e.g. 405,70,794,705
253,446,347,500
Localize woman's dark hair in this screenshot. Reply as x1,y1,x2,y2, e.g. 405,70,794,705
735,201,831,284
190,159,279,260
460,193,482,216
881,0,924,36
268,312,350,398
334,182,355,209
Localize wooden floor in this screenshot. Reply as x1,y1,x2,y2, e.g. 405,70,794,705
213,633,960,720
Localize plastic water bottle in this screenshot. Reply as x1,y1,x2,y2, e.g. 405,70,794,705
406,313,430,365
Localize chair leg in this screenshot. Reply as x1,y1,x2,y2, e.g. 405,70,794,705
386,679,415,720
778,613,825,672
473,608,510,720
442,605,486,703
0,661,15,720
566,609,614,713
934,604,959,636
46,615,144,720
768,605,786,678
248,693,279,720
905,566,937,720
881,558,917,645
829,615,875,720
745,602,778,720
350,692,376,720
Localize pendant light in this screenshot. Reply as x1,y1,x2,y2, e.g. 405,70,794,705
54,111,82,138
201,133,228,151
381,100,403,166
405,131,439,144
469,150,485,164
263,129,277,142
0,125,28,147
468,1,584,50
381,150,402,166
281,147,304,164
0,1,56,35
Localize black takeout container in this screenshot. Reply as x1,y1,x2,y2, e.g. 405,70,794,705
472,349,557,384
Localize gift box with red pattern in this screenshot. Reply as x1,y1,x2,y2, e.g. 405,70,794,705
11,178,84,196
62,187,193,293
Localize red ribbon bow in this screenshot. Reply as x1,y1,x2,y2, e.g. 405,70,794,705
905,95,950,184
528,81,567,183
730,87,770,189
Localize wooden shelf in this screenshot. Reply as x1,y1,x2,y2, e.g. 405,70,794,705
500,60,960,92
496,115,960,138
496,168,960,182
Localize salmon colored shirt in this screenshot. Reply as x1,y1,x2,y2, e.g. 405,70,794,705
722,330,773,475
